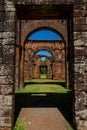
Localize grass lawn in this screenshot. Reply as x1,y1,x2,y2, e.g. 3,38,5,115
16,79,72,102
16,79,70,94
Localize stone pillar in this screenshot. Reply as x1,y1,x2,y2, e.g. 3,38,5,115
15,46,20,90
15,20,22,90
0,0,15,129
74,1,87,130
20,48,24,88
47,66,52,79
61,49,65,80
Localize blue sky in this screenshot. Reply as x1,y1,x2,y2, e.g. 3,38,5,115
29,30,62,40
36,50,52,61
36,50,52,57
28,29,61,58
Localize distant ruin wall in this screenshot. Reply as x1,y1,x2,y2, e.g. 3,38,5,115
24,41,65,80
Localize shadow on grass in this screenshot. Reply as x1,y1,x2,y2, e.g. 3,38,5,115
14,91,76,129
24,81,66,88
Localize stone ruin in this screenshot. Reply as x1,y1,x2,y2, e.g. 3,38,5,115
24,40,65,80
0,0,87,130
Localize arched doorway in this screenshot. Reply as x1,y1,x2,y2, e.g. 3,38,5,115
15,4,75,130
24,30,66,82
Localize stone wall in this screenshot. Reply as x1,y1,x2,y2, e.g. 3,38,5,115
73,1,87,130
0,0,15,129
24,55,52,79
24,40,66,80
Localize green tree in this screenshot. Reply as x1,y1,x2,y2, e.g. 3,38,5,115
40,67,47,74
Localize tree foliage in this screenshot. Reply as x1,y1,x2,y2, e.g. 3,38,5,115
40,67,47,74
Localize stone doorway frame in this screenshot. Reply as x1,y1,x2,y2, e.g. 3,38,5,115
1,1,87,130
15,3,74,128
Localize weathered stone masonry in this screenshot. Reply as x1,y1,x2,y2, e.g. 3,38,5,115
0,0,15,129
0,0,87,130
24,40,65,80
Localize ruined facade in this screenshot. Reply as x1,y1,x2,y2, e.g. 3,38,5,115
24,40,65,80
24,54,53,79
0,0,87,130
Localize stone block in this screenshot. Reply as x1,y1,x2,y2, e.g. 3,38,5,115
1,32,15,39
74,17,86,25
5,12,15,21
74,73,84,83
76,109,87,120
0,5,4,11
2,54,15,64
0,117,12,127
75,91,87,111
2,38,15,45
4,20,15,32
74,24,87,31
0,45,2,56
0,58,2,64
81,32,87,38
3,95,13,106
74,82,87,91
0,95,3,105
74,56,85,63
2,107,13,117
74,64,85,73
5,0,15,5
0,65,14,76
3,45,15,55
0,85,14,95
0,75,14,84
5,4,15,12
0,39,2,44
0,12,5,21
76,119,87,130
74,10,85,17
0,0,4,5
74,39,84,46
74,47,85,56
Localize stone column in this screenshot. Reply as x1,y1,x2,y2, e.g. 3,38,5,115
0,0,15,129
74,1,87,130
47,66,52,79
15,20,22,90
20,47,24,88
15,46,20,90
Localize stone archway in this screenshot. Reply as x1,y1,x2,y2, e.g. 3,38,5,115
17,21,68,89
21,20,67,45
0,1,87,130
24,40,66,81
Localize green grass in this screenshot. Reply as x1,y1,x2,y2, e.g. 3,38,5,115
16,79,70,94
65,121,75,130
15,79,72,102
16,84,69,93
13,116,27,130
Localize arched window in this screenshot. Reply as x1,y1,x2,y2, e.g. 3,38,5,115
28,29,62,40
36,50,52,57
